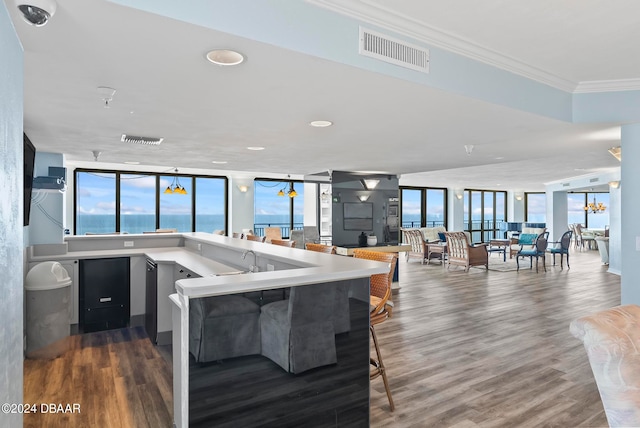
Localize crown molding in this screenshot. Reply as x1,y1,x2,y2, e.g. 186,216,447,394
307,0,578,92
308,0,640,95
574,78,640,94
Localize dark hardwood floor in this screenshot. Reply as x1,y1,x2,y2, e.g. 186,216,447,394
23,327,173,428
23,249,618,427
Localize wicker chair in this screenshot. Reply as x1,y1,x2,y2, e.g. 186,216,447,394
402,229,428,264
353,249,398,411
443,231,488,272
271,239,295,248
305,243,336,254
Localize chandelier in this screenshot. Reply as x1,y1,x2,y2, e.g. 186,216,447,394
277,181,297,198
584,196,605,214
164,169,187,195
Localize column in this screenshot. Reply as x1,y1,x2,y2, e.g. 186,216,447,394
621,124,640,304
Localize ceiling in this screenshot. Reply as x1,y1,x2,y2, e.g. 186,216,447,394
6,0,630,191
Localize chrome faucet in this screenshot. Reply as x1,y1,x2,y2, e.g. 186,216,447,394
241,250,258,272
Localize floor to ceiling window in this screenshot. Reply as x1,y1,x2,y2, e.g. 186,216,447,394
159,174,193,232
120,174,156,233
525,192,546,223
464,189,506,243
568,192,609,228
254,179,304,238
75,171,116,234
400,186,447,229
75,169,227,235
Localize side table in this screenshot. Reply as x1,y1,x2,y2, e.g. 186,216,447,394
488,239,510,262
426,243,447,265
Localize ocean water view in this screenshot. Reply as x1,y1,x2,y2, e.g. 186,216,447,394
75,214,303,235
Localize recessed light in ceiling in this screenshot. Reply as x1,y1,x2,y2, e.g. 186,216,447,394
211,160,228,164
206,49,244,66
124,161,140,165
309,120,333,127
247,146,265,151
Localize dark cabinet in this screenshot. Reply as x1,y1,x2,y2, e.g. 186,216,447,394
79,257,130,332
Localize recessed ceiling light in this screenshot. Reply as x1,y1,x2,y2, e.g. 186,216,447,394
124,161,140,165
309,120,333,127
206,49,244,66
247,146,265,151
211,160,228,164
495,156,504,160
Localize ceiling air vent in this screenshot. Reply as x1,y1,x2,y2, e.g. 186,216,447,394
562,183,570,187
589,178,600,183
121,134,163,145
359,27,429,73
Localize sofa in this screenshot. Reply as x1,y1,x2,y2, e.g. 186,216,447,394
418,226,447,243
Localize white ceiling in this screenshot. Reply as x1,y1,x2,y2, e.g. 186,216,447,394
7,0,630,191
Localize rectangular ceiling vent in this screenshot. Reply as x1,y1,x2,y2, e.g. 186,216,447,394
359,27,429,73
121,134,164,145
562,183,570,187
589,178,600,183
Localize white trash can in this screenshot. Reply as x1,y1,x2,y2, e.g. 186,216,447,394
25,261,71,357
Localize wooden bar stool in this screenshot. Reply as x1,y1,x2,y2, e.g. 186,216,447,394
353,249,397,411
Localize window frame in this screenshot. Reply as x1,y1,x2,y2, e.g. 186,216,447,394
253,178,304,238
524,192,546,223
399,185,448,230
74,168,228,235
463,188,507,242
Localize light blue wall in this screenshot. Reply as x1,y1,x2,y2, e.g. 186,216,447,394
574,90,640,123
621,124,640,304
0,2,24,425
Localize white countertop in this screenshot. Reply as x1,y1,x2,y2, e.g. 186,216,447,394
29,232,389,299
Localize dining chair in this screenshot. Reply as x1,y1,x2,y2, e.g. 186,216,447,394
265,227,282,243
260,282,338,374
516,232,548,272
271,239,295,248
353,249,398,411
305,243,349,333
305,243,336,254
246,234,266,243
549,230,572,269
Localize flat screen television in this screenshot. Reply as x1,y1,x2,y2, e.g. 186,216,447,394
23,133,36,226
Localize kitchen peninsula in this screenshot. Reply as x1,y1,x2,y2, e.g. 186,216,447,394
27,232,388,427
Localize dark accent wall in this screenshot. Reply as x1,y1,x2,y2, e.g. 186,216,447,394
331,171,399,247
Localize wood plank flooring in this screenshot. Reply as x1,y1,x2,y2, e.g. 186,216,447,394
23,327,173,428
23,249,618,427
370,249,618,427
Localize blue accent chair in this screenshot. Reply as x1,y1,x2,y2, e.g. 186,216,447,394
549,230,572,269
516,232,549,272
